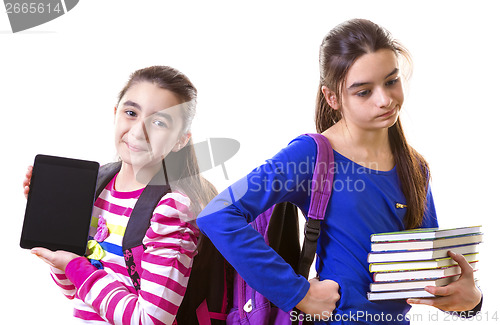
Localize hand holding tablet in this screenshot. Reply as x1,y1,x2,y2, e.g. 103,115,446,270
20,154,100,256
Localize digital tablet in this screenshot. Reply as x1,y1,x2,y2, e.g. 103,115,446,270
20,154,100,255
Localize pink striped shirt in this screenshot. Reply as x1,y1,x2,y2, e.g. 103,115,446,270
50,175,199,324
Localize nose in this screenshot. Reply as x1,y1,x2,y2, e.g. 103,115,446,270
129,119,149,142
374,87,392,108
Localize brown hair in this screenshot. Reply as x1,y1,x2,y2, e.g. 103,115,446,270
117,65,217,215
315,19,429,229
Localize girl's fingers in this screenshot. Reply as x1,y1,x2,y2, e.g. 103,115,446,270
31,248,57,268
31,248,80,271
23,166,33,198
407,296,451,309
425,285,451,297
408,282,455,305
25,166,33,179
448,251,474,278
31,247,52,259
408,254,482,312
407,297,433,307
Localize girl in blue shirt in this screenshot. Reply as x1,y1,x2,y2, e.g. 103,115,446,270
197,19,481,324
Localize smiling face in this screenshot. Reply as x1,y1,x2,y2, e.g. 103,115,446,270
114,81,188,171
337,49,404,132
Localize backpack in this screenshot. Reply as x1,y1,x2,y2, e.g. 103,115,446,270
94,162,232,325
93,133,333,325
226,133,334,325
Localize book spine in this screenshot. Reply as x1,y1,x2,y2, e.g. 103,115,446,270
367,243,479,263
371,234,482,252
372,263,477,282
369,253,479,273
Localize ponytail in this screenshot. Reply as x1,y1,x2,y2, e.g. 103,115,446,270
389,120,430,229
163,138,218,216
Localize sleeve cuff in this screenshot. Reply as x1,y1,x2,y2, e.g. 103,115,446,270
447,294,483,318
65,256,97,288
283,279,310,313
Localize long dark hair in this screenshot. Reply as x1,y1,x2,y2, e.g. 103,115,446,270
117,65,218,214
315,19,429,229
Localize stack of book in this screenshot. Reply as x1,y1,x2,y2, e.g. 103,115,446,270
367,225,482,301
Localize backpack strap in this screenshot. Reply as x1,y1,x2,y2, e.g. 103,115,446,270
266,201,300,269
297,133,334,278
94,162,171,291
95,162,122,197
122,179,171,250
304,133,334,221
176,236,233,324
122,169,171,291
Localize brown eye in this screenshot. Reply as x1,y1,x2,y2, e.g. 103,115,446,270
125,110,137,117
386,78,400,86
356,90,371,97
153,119,168,128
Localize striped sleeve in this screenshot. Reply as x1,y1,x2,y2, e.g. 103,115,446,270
49,266,77,299
65,192,199,325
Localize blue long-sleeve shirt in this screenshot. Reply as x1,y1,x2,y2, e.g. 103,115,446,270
197,135,438,324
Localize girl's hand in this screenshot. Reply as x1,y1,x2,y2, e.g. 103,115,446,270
407,251,481,311
31,247,80,272
296,277,340,320
23,165,33,199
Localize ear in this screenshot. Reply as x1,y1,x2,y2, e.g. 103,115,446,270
172,132,191,152
321,86,339,110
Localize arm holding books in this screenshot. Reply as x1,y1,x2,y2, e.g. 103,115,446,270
407,251,482,315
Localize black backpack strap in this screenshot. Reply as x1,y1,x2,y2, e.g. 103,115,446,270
298,218,322,278
95,162,122,198
122,168,171,250
122,183,171,249
122,168,171,291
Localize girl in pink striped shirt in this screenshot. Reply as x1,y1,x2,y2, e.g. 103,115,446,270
23,66,217,324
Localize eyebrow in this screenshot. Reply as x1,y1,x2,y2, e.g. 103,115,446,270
154,111,173,124
347,68,399,90
123,100,142,110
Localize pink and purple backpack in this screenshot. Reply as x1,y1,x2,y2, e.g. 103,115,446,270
225,133,334,325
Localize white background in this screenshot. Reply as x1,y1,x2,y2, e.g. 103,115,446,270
1,1,499,324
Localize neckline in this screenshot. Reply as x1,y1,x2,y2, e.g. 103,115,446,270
108,173,145,199
332,149,397,175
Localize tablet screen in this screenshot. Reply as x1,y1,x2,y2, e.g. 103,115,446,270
20,155,100,255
